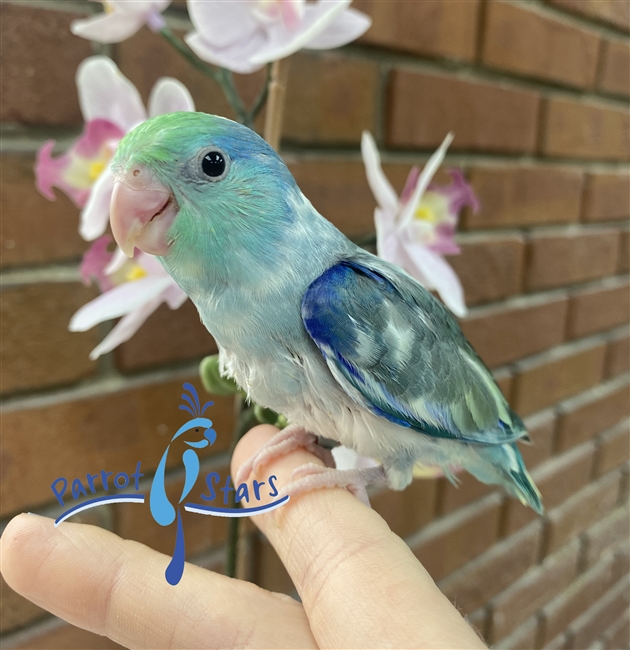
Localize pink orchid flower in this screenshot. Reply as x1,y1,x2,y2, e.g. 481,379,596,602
186,0,371,74
35,56,195,242
71,236,188,360
71,1,170,43
361,131,479,318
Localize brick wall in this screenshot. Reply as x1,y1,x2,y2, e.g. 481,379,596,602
1,1,629,648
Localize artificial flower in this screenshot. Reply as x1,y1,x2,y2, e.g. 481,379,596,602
71,0,170,43
72,236,187,360
186,0,371,74
361,131,479,318
35,56,195,241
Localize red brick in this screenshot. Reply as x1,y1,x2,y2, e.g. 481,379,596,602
513,341,607,416
438,471,496,515
0,575,46,634
355,0,480,61
605,331,630,378
1,5,92,125
545,471,622,555
519,411,556,468
503,442,595,535
116,301,216,371
567,279,630,339
438,521,542,614
461,295,569,368
410,494,502,582
464,165,584,229
1,154,88,268
542,97,630,161
526,230,620,291
549,0,630,32
583,172,630,222
283,53,379,144
387,70,541,153
288,158,388,238
446,235,526,306
498,616,540,650
556,379,630,450
619,228,630,272
594,419,630,477
569,577,630,649
466,608,489,643
113,467,233,558
541,552,618,644
604,609,630,649
488,540,580,643
583,506,630,568
483,1,600,88
8,618,123,649
371,476,438,538
1,282,98,395
600,38,630,97
1,377,235,516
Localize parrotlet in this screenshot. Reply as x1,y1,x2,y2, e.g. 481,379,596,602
109,112,543,513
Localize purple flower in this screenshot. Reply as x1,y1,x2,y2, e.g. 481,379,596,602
361,131,479,318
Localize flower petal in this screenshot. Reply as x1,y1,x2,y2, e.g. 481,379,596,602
77,56,146,131
164,282,188,309
69,274,174,332
399,132,453,229
304,7,371,50
80,235,115,292
71,11,145,43
187,0,259,49
249,0,352,65
185,29,269,74
87,294,165,360
79,165,115,241
104,246,129,275
431,168,480,215
401,241,467,317
148,77,195,116
361,131,399,215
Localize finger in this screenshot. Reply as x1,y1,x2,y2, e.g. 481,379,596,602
1,513,317,649
233,425,485,650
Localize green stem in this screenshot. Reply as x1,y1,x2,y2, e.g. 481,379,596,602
218,68,248,125
159,26,219,82
159,27,249,124
245,63,272,128
225,399,256,578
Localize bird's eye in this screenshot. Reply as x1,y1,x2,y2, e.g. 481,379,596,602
201,149,228,180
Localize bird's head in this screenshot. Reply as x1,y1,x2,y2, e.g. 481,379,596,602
109,112,298,290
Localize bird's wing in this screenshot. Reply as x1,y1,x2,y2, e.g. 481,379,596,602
301,257,527,445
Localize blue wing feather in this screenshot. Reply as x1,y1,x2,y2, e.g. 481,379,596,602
302,258,526,446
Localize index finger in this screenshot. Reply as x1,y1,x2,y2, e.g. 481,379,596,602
232,425,485,649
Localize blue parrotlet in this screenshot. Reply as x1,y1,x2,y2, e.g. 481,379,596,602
109,112,543,513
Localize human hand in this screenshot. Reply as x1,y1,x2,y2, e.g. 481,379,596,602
1,425,485,649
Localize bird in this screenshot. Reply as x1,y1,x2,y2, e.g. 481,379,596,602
108,111,543,514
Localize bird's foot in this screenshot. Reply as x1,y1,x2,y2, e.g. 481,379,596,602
234,424,335,486
280,463,387,507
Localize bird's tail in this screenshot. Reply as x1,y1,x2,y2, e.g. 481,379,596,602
472,443,544,514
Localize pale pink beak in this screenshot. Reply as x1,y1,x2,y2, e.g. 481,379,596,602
110,164,177,257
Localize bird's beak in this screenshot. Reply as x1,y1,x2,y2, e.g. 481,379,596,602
110,165,178,257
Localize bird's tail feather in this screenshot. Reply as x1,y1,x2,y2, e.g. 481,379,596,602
472,443,543,514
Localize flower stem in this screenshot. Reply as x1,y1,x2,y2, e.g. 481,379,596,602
225,398,256,578
158,27,248,124
244,63,272,128
264,58,291,150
